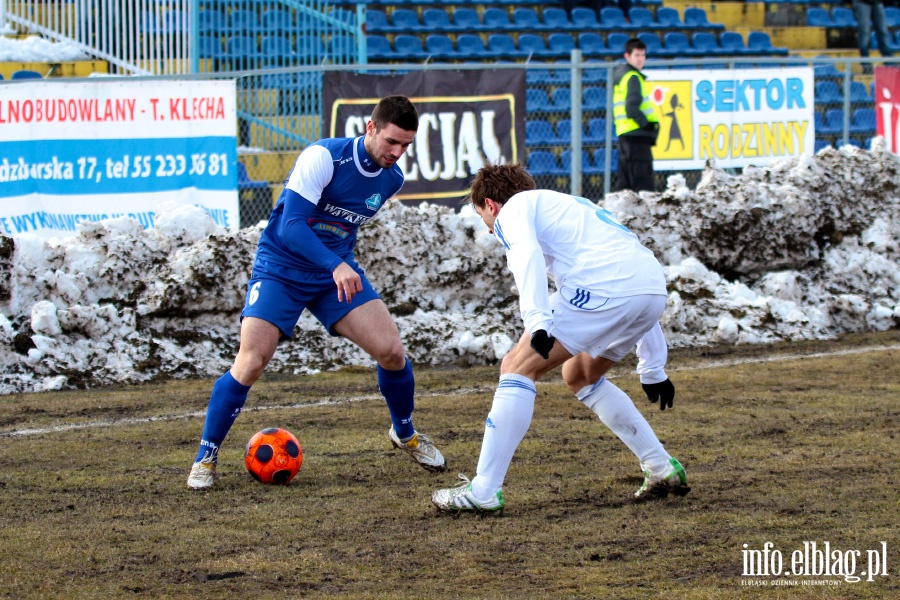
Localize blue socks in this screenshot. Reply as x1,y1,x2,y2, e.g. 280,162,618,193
378,359,416,440
195,371,251,463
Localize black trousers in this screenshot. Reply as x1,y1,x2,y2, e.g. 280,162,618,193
616,136,656,192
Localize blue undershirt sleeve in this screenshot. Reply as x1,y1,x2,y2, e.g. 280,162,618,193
277,189,345,272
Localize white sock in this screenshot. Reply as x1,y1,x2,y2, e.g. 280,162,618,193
577,377,671,474
471,373,536,500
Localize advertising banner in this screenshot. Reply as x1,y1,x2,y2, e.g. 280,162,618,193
0,79,238,239
646,67,815,171
323,70,526,206
874,66,900,153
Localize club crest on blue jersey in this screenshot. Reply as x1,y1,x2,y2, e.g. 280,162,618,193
365,194,383,211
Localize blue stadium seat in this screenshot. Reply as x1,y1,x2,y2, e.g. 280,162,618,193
583,86,606,110
599,7,627,29
821,108,846,134
542,8,572,30
886,6,900,28
548,33,576,56
518,33,553,58
328,35,358,59
525,119,558,146
226,35,260,67
483,8,514,30
295,35,325,61
578,32,608,57
572,7,601,29
583,60,608,83
807,8,835,27
528,150,563,175
629,8,657,28
425,34,458,59
814,138,831,153
261,36,296,65
592,147,618,171
488,33,525,58
560,150,594,175
228,9,260,33
513,8,543,31
198,10,226,35
550,87,572,112
366,35,395,60
457,34,489,59
638,32,668,58
692,32,722,55
365,9,390,33
850,108,876,133
684,7,724,30
422,8,453,32
656,7,685,29
198,36,225,60
527,67,558,85
556,119,575,144
393,34,428,59
664,32,694,57
391,9,422,32
585,118,610,143
526,87,554,112
261,9,293,33
850,80,872,103
607,33,630,55
720,31,752,55
747,31,789,55
453,9,482,31
831,7,858,28
815,80,842,104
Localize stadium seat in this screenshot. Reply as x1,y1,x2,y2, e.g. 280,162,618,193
548,33,576,56
425,34,458,59
528,150,564,175
638,32,667,58
226,35,260,68
260,36,296,65
550,87,572,112
578,32,608,57
556,119,575,144
526,87,554,112
607,33,630,55
488,33,525,58
572,7,602,29
560,150,594,175
629,8,657,29
664,32,694,57
692,32,722,56
807,8,835,28
814,138,831,153
850,80,872,103
295,35,325,61
327,35,358,59
720,31,752,55
886,6,900,27
684,7,724,30
583,86,606,110
820,108,845,134
422,8,453,32
656,7,686,29
457,34,489,60
747,31,789,56
365,9,390,33
393,34,428,59
513,8,543,31
583,59,608,83
453,9,482,31
815,80,842,104
585,118,609,143
10,69,42,80
198,36,226,60
599,7,627,29
366,35,395,60
483,8,514,31
831,7,858,28
525,119,558,146
391,9,422,32
198,10,226,35
849,108,876,133
261,9,293,33
518,33,553,58
542,8,572,31
527,67,558,85
228,9,260,33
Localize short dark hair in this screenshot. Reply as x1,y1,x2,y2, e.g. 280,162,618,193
371,95,419,132
624,38,646,55
467,162,536,209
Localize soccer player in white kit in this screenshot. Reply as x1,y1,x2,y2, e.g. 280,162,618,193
432,163,689,512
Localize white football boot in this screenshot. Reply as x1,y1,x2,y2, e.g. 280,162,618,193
388,427,447,472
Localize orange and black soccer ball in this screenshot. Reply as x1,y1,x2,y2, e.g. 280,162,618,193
244,427,303,484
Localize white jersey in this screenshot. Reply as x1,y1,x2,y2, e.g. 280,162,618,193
492,189,666,334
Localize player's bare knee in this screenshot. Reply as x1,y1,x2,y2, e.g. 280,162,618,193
375,343,407,371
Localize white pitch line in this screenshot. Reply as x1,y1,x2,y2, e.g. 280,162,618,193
1,344,897,439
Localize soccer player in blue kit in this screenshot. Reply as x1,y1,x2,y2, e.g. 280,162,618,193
188,95,446,489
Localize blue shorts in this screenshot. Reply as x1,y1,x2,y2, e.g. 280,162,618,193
241,258,381,339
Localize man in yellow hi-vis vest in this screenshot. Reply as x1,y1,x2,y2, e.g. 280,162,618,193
612,38,659,192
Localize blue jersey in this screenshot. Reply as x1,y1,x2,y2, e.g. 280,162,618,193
256,136,405,273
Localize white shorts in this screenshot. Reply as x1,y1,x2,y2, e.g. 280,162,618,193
548,292,667,361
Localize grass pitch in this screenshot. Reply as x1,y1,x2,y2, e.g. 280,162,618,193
0,331,898,599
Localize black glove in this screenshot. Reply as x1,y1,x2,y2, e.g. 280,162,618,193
530,330,556,360
642,378,675,411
